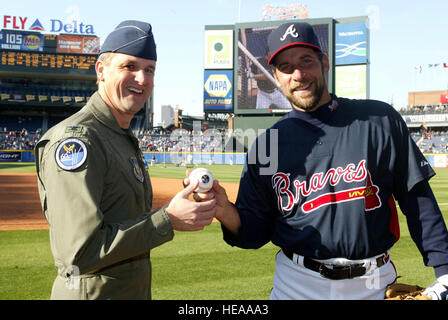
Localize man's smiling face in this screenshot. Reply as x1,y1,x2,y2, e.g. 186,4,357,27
272,46,329,112
97,52,156,117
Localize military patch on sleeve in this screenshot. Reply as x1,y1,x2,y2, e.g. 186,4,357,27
130,157,144,182
55,138,88,171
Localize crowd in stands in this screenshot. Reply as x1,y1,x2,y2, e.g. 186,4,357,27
397,104,448,153
136,127,229,152
399,104,448,115
2,125,448,154
2,125,447,155
414,128,448,154
2,116,448,155
137,128,174,152
0,128,41,150
0,125,232,153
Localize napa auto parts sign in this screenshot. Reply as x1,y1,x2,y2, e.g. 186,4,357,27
1,14,95,34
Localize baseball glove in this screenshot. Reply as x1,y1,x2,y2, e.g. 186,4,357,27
385,282,431,300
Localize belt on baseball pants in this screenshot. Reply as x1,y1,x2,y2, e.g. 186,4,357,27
282,249,389,280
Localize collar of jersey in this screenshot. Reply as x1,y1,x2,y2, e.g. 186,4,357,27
288,94,338,126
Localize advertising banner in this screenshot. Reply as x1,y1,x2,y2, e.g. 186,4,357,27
0,151,21,162
0,30,44,52
441,94,448,104
1,15,94,34
56,35,99,54
203,70,233,112
335,21,367,65
204,29,233,69
433,154,448,168
402,113,448,123
335,65,367,99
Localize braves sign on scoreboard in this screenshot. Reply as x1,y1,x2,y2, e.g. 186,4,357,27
203,70,233,112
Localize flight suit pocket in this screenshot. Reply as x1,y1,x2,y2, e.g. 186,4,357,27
85,259,151,300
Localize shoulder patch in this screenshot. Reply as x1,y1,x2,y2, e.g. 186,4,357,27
55,138,88,171
129,157,144,182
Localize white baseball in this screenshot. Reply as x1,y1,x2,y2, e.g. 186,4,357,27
189,168,214,192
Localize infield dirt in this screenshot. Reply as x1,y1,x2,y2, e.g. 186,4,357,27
0,173,239,231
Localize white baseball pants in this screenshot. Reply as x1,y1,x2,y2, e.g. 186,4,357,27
270,250,397,300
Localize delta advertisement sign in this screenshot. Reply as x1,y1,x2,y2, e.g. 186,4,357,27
1,14,95,35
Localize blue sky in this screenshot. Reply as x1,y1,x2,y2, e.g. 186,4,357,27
2,0,448,124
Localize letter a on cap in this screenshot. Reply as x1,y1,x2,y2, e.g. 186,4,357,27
280,24,299,41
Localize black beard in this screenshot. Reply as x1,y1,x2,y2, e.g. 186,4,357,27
288,80,325,112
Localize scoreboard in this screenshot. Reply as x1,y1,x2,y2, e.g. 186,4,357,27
0,27,100,129
0,50,96,75
0,29,98,78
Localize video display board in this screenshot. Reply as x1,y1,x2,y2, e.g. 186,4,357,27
235,19,333,114
0,30,44,52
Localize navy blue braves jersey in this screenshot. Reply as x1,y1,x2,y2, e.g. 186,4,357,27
223,95,448,270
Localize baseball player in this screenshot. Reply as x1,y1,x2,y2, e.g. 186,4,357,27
252,49,291,110
35,20,216,300
206,22,448,299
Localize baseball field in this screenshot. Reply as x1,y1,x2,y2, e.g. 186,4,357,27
0,162,447,300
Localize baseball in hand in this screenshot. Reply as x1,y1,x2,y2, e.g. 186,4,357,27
189,168,214,192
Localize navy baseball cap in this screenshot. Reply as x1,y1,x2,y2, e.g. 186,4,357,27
267,22,321,65
99,20,157,61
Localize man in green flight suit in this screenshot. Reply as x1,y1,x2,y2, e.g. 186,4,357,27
34,20,216,300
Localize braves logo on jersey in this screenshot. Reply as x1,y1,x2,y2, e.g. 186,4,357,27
272,159,382,215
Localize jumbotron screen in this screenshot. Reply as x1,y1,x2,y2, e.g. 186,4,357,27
235,20,331,114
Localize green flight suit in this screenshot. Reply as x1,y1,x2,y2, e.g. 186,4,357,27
35,91,174,300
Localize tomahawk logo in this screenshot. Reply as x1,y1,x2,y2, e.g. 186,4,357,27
272,160,382,214
280,24,299,41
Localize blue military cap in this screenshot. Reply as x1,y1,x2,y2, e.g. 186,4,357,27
268,22,321,65
100,20,157,61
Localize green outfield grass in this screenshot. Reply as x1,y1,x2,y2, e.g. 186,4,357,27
0,163,447,299
147,164,244,183
0,162,36,173
392,167,448,286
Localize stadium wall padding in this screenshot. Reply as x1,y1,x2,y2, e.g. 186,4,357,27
0,150,247,165
142,152,246,165
3,151,448,168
